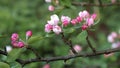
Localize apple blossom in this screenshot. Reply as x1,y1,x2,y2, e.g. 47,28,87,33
45,24,53,33
48,5,55,11
61,16,71,26
74,45,82,52
53,25,62,34
43,64,50,68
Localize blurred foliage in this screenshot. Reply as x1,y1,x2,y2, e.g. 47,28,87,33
0,0,120,68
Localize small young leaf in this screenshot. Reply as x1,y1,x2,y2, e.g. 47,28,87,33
27,35,44,44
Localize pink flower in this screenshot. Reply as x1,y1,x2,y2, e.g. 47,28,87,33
111,42,120,48
111,0,116,3
79,10,90,19
11,41,18,47
91,13,97,20
53,25,62,34
76,16,82,23
26,30,32,37
107,32,117,43
48,5,55,11
45,0,51,3
86,18,94,26
17,41,25,48
61,16,71,26
43,64,50,68
74,45,82,52
81,24,88,30
45,24,53,33
71,19,77,25
11,33,19,41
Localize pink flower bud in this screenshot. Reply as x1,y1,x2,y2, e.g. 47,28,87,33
11,41,18,47
26,30,32,37
17,41,25,48
74,45,82,52
91,13,97,20
43,64,50,68
81,24,88,30
86,18,94,26
76,16,82,23
48,5,55,11
61,16,71,26
11,33,19,41
53,25,62,34
45,24,53,33
71,19,77,25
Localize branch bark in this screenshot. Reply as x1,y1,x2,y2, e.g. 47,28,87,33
72,2,120,7
16,47,120,66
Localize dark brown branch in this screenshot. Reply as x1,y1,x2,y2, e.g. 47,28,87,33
72,2,120,7
16,47,120,66
61,32,77,54
0,49,7,56
86,31,96,53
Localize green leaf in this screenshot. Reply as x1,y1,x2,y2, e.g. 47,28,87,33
7,48,25,62
27,35,44,44
75,31,87,44
0,62,10,68
9,62,21,68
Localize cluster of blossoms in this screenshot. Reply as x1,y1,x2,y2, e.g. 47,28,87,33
45,10,97,34
45,0,59,12
71,10,97,30
107,32,120,48
105,32,120,57
11,30,32,48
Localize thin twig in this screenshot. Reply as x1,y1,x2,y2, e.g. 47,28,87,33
86,31,96,53
72,2,120,7
61,32,77,54
26,46,41,59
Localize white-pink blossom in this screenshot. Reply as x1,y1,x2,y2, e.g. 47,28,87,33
48,5,55,11
53,25,62,34
48,14,59,25
45,0,51,3
79,10,90,19
45,24,53,33
61,16,71,26
108,32,117,43
43,64,50,68
111,42,120,48
86,18,94,26
74,45,82,52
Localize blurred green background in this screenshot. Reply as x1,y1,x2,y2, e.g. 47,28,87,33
0,0,120,68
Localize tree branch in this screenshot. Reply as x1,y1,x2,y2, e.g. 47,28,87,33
72,2,120,7
16,47,120,66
